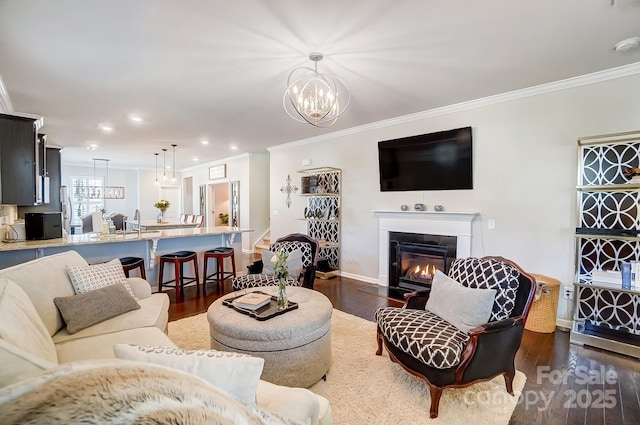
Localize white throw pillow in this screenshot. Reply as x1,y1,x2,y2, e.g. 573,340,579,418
66,259,136,299
262,248,304,281
425,270,497,333
113,345,264,407
0,277,58,364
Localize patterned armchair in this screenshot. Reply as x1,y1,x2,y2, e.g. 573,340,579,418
375,256,536,418
233,233,320,291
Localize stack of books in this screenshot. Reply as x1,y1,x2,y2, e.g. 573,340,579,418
232,292,272,310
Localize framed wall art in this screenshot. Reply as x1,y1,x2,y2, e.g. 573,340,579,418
209,164,226,180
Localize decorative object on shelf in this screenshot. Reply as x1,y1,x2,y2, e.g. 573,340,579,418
209,164,226,180
623,166,640,184
434,204,444,212
218,213,229,225
271,248,290,309
73,158,125,200
154,199,171,222
400,204,408,211
414,203,425,211
280,174,298,208
283,52,350,128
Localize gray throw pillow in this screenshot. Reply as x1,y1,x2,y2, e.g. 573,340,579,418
54,284,140,334
261,248,304,281
425,270,497,333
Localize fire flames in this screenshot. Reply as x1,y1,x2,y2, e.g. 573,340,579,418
406,264,437,282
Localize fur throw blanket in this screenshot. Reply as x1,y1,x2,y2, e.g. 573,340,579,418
0,360,301,425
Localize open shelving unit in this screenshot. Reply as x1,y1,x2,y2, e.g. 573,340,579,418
298,167,341,279
571,130,640,358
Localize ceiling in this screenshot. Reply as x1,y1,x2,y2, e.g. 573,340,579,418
0,0,639,171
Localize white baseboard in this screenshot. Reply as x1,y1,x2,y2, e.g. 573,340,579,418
555,318,572,330
337,271,380,285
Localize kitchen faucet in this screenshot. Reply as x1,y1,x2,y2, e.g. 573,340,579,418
134,209,141,237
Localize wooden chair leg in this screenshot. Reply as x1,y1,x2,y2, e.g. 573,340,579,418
174,260,181,298
230,253,236,277
202,256,209,295
376,331,383,355
193,257,200,291
158,260,164,292
504,371,515,395
428,385,443,419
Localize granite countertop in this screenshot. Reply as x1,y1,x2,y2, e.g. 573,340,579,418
0,226,252,252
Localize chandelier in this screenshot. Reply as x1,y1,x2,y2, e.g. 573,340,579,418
73,158,125,199
283,52,350,128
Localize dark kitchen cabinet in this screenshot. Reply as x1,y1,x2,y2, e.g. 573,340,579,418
19,147,61,216
0,113,47,205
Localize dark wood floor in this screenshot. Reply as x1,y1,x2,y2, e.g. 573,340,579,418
165,271,640,425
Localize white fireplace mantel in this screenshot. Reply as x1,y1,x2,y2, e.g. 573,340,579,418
373,210,479,286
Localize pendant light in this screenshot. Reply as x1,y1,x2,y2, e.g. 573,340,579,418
162,148,167,181
73,158,125,199
283,52,350,127
171,144,177,184
154,152,159,185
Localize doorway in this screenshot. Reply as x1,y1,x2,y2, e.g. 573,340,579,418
182,177,193,214
206,182,230,226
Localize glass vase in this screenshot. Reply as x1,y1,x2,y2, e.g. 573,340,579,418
277,278,288,309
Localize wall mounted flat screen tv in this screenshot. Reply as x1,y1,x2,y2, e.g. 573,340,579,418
378,126,473,191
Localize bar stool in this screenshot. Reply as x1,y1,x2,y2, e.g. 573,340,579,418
119,256,146,279
158,251,200,298
203,247,236,292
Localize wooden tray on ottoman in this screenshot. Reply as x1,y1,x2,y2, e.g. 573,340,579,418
222,291,298,321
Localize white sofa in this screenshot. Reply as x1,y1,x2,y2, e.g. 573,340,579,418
0,250,331,425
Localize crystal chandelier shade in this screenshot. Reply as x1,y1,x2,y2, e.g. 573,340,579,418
283,52,350,128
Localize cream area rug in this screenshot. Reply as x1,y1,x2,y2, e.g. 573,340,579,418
168,309,526,425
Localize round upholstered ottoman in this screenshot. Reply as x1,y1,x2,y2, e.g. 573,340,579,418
208,286,332,388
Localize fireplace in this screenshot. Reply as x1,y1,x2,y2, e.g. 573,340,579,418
389,232,457,292
373,210,478,299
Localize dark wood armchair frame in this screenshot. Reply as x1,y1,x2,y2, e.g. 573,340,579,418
247,233,320,289
376,256,536,418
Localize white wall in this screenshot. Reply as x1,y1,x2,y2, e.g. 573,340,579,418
249,153,271,247
61,165,182,222
181,153,270,252
61,164,139,221
268,71,640,321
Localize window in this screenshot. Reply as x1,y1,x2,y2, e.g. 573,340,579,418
70,176,104,220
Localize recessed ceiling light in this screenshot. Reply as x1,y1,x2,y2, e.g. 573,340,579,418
614,36,640,52
128,114,143,123
99,124,113,132
200,140,209,145
230,145,238,150
87,143,98,150
193,157,199,161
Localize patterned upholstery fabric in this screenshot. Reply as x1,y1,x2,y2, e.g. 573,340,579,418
375,307,469,369
269,241,313,268
231,274,299,292
448,257,520,322
66,259,136,300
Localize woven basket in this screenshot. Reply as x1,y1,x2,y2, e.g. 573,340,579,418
525,273,561,333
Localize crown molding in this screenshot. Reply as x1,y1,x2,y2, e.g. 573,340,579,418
180,152,252,173
269,61,640,152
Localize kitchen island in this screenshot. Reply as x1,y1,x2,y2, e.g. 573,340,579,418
0,226,252,289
